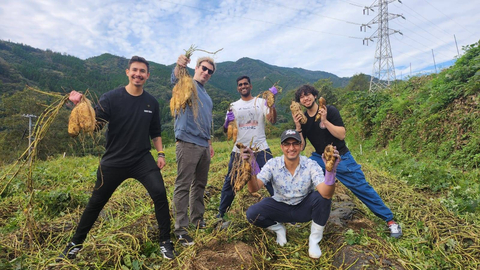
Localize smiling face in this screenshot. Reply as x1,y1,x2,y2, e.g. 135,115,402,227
237,78,252,98
298,92,317,109
281,138,302,161
126,61,149,87
193,60,214,85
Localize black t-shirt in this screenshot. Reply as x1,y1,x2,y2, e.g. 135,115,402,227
301,105,349,155
95,87,162,167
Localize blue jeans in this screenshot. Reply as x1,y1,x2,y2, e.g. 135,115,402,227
310,151,394,222
246,191,331,227
218,149,274,217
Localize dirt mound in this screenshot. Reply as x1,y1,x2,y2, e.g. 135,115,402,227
185,240,254,270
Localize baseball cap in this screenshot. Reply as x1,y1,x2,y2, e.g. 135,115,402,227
280,129,302,143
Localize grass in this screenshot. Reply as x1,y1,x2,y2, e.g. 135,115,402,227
0,139,479,269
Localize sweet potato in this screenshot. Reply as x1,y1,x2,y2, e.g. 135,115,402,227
68,95,95,137
324,144,336,172
315,97,326,122
262,90,275,107
231,142,253,193
290,101,307,124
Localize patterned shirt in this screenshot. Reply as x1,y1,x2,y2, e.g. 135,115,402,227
257,155,325,205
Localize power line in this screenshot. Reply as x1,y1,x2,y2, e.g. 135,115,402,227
398,1,452,37
392,31,453,60
390,37,444,78
422,0,476,36
391,3,453,46
337,0,365,8
259,0,363,25
389,20,457,58
160,0,364,40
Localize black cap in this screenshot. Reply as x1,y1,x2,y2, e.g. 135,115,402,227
280,129,302,143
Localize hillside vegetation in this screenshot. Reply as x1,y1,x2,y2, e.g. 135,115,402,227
0,40,479,269
341,40,480,215
0,40,349,164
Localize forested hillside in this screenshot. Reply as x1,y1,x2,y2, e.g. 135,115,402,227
0,40,350,164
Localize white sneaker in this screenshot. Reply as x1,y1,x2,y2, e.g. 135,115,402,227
388,222,402,238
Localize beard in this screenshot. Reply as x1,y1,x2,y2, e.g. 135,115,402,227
240,89,251,97
305,102,315,110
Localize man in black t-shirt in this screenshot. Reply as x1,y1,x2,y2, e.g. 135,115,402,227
57,56,176,261
292,84,402,238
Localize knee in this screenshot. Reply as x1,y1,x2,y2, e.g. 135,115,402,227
246,206,258,225
150,189,168,204
312,193,331,208
86,195,109,211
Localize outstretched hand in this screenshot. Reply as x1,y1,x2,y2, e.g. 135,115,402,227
176,54,190,68
322,148,340,171
69,91,82,105
224,110,235,128
269,86,278,95
322,148,340,186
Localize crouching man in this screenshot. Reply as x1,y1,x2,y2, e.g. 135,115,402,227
245,129,339,258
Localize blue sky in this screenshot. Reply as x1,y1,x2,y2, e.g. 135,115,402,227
1,0,478,78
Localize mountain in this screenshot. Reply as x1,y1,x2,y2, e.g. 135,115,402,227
208,57,349,97
0,40,349,100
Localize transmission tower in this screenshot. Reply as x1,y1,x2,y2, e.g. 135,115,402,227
361,0,405,92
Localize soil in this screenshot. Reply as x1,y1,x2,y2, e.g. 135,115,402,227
183,184,405,270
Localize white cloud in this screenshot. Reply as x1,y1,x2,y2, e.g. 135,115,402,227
1,0,478,78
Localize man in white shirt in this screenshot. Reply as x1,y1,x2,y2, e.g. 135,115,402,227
217,75,277,219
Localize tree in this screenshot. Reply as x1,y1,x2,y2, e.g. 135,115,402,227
313,79,339,108
344,73,370,93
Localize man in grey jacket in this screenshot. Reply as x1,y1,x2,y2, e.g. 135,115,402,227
171,54,215,246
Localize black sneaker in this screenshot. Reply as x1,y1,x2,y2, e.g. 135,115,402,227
197,220,207,229
56,242,82,262
177,234,195,246
159,240,177,260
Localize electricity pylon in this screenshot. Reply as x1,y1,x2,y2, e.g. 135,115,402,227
361,0,405,92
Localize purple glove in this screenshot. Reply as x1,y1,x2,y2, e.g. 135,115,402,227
224,110,235,128
251,158,260,175
322,153,340,185
269,86,278,95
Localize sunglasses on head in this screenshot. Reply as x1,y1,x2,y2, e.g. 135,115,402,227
200,65,214,75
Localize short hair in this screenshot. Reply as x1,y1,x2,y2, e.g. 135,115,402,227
196,57,216,74
236,75,251,84
128,56,149,73
295,84,319,102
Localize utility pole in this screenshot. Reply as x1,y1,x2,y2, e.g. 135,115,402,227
22,114,37,155
454,34,460,58
361,0,405,92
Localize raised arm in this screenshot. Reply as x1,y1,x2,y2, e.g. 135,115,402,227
319,105,346,140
